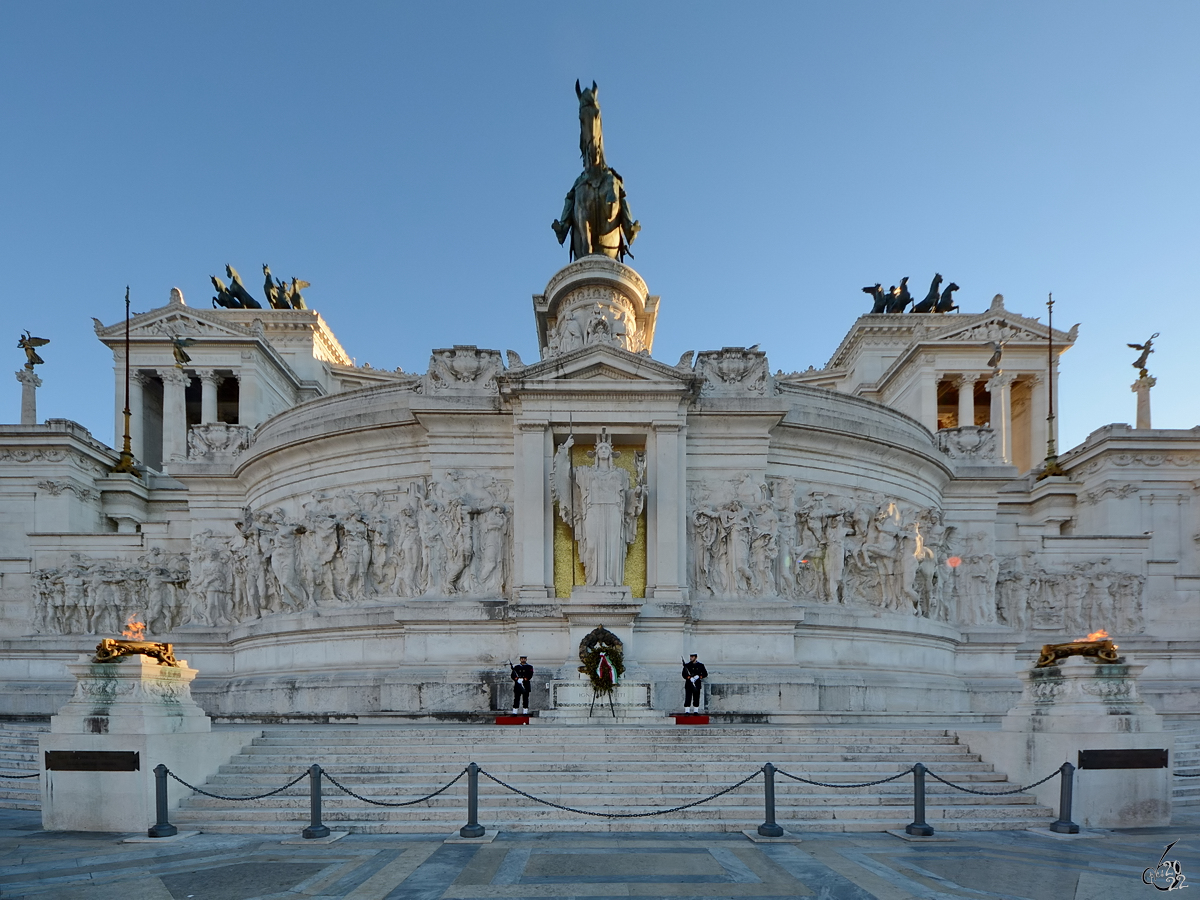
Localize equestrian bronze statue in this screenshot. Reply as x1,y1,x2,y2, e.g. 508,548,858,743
552,81,641,262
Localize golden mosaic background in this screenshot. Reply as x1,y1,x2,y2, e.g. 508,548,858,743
553,441,646,599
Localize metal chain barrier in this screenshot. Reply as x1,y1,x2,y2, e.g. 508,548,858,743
479,766,762,819
1174,771,1200,777
925,766,1061,796
165,767,308,801
775,766,915,789
0,772,39,779
321,767,468,807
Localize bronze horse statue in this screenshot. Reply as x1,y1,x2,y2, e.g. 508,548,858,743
552,81,640,262
911,274,943,313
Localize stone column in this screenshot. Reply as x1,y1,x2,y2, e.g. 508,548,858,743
955,374,977,428
158,368,189,464
1132,375,1156,429
15,369,41,425
129,372,148,464
514,420,552,599
200,372,221,424
1026,374,1047,466
920,369,939,432
647,422,686,600
235,366,257,428
986,372,1016,463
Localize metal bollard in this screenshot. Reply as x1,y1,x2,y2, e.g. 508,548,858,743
1050,761,1080,834
905,763,935,836
757,762,785,837
459,762,485,838
147,764,178,838
302,764,331,839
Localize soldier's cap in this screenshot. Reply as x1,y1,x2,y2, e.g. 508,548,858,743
689,654,698,658
519,656,527,660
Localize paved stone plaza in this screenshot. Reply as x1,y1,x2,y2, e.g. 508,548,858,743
0,806,1192,900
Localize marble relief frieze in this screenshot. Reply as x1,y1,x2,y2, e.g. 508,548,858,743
32,474,513,633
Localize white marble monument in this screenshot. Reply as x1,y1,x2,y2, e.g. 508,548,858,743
0,253,1196,735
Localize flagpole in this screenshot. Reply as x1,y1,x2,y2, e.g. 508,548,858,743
111,287,139,476
1036,292,1065,480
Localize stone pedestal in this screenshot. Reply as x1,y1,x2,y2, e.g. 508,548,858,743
961,655,1172,828
40,653,250,832
16,368,41,425
541,673,667,723
1132,375,1156,429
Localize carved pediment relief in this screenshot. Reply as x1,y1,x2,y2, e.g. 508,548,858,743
509,343,694,389
94,307,253,343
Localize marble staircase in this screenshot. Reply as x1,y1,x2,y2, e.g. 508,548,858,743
1172,730,1200,807
0,722,46,810
173,725,1057,834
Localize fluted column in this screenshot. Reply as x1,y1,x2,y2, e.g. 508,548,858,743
955,374,978,429
986,372,1016,463
16,369,41,425
200,372,221,424
158,368,189,464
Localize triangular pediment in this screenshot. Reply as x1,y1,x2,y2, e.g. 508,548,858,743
506,343,696,388
94,300,255,344
928,313,1071,346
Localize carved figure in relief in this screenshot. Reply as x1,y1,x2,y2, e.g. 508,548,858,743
267,511,308,611
392,506,422,595
303,498,341,605
29,479,516,634
476,505,508,595
552,430,646,587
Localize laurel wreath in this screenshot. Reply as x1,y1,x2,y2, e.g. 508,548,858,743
577,626,626,695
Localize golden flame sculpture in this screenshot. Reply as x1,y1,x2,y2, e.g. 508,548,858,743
1035,630,1120,668
93,617,179,667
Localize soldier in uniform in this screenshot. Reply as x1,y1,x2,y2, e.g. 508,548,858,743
682,654,708,713
511,656,533,714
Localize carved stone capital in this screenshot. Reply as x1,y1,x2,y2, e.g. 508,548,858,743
199,371,224,388
158,368,190,388
15,369,42,388
986,372,1017,392
952,374,979,390
1131,376,1157,392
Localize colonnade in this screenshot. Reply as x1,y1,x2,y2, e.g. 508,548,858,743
932,369,1056,472
117,369,247,470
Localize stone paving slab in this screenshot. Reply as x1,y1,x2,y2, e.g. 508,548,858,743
2,808,1198,899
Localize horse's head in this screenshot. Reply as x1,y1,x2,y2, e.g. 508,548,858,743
575,79,598,105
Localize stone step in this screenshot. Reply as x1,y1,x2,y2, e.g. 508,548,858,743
0,725,44,810
229,748,979,763
165,725,1051,834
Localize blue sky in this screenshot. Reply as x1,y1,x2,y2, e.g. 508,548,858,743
1,2,1197,452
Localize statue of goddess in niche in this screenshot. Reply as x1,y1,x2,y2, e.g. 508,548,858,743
552,428,646,587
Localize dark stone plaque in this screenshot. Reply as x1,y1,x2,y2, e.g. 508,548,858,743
1077,748,1168,770
44,750,140,772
